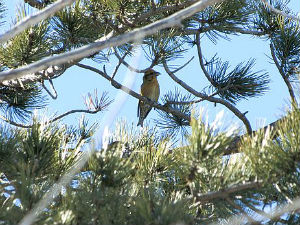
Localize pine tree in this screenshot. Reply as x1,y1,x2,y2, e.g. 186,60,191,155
0,0,300,224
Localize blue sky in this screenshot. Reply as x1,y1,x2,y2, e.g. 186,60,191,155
1,0,300,134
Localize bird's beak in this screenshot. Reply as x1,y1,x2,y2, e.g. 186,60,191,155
155,72,160,76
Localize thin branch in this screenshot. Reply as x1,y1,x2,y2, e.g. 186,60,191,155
0,115,31,128
261,0,300,22
274,183,293,204
76,63,191,122
41,79,57,99
196,33,216,85
225,197,260,224
241,200,273,220
163,60,252,134
184,27,268,36
0,0,76,44
114,50,146,73
220,195,300,225
195,181,262,202
0,108,104,129
270,43,296,103
171,56,195,74
0,0,225,83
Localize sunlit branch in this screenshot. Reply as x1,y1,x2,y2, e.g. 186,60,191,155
0,0,224,83
163,60,252,134
195,181,262,202
216,196,300,225
76,63,191,123
184,27,268,36
0,0,76,44
261,0,300,22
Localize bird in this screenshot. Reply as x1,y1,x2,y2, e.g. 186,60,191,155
137,68,160,127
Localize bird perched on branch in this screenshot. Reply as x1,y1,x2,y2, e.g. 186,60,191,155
137,69,160,127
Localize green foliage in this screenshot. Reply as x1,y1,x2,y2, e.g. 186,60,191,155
0,84,47,122
271,21,300,79
206,58,270,103
51,1,102,51
155,88,192,140
0,6,50,68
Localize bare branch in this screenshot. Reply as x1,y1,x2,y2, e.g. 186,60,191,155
163,60,252,134
196,33,218,86
195,181,262,202
270,43,296,103
41,79,57,99
225,197,260,224
0,0,224,83
184,27,268,36
76,63,192,122
0,115,31,128
0,0,76,44
171,56,195,74
0,108,105,129
261,0,300,22
114,50,146,73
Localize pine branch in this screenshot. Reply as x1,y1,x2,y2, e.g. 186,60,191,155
261,0,300,22
24,0,47,9
196,33,217,85
184,27,268,36
0,108,105,128
195,181,262,202
163,60,252,134
225,197,260,224
0,0,225,83
76,62,191,123
0,0,76,44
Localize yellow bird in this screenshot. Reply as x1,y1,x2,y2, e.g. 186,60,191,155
137,69,160,127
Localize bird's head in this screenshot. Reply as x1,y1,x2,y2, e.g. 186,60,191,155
143,68,160,82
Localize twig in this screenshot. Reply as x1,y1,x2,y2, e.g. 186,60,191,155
0,115,31,128
261,0,300,22
196,33,216,85
41,79,57,99
163,60,252,134
0,108,104,129
171,56,195,74
214,196,300,225
114,50,146,73
270,43,296,103
195,181,262,202
184,27,268,36
225,197,260,224
241,200,273,220
0,0,225,83
0,0,76,44
76,63,191,122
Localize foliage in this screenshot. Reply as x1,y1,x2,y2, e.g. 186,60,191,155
0,0,300,224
